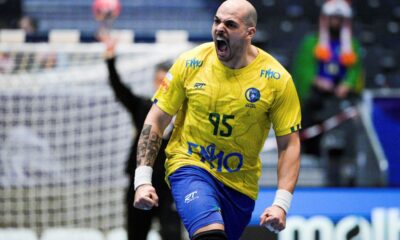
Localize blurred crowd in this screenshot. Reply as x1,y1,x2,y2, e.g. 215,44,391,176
1,0,398,188
0,2,398,240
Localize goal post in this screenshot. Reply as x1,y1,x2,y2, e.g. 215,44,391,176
0,42,192,232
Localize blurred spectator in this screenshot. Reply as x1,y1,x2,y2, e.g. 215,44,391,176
0,53,15,73
18,16,37,35
292,0,364,185
100,34,182,240
39,52,57,69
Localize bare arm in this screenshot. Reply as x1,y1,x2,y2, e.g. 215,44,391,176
276,132,301,194
137,104,173,167
100,34,151,128
260,131,301,232
133,104,172,210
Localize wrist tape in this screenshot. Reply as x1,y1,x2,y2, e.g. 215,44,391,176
272,189,293,213
134,166,153,190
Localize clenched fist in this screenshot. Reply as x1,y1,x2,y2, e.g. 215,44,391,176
133,185,159,210
259,205,287,233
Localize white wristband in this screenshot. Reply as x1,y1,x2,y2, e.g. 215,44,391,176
272,189,293,213
134,166,153,190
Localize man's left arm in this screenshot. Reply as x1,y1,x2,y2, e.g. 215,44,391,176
276,131,301,194
259,132,301,233
260,74,301,233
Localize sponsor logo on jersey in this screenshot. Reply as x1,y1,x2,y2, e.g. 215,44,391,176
187,142,243,173
194,82,206,89
245,88,261,103
184,191,199,204
245,103,256,109
185,58,203,69
260,68,281,80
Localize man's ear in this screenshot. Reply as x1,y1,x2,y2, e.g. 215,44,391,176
247,27,256,39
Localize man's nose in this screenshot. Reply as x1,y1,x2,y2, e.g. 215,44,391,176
214,23,225,33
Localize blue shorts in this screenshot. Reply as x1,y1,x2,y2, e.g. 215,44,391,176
168,166,255,240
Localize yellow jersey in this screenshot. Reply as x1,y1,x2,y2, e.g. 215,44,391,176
153,42,301,199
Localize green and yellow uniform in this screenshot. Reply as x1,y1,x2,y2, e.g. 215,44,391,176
153,42,301,199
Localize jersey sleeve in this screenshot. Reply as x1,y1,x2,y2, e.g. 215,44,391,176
269,76,302,136
152,57,186,116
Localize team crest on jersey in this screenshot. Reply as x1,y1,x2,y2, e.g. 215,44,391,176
245,88,261,103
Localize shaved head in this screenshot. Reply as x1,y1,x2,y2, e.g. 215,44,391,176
212,0,259,68
218,0,258,27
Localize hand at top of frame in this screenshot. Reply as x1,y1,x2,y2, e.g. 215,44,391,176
97,31,117,59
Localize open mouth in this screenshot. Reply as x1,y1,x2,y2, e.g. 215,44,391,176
216,37,229,56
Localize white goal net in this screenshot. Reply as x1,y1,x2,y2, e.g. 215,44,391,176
0,42,192,233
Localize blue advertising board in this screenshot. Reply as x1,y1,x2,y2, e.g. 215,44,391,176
251,188,400,225
372,97,400,186
250,188,400,240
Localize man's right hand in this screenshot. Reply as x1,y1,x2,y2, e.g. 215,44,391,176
133,184,159,210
